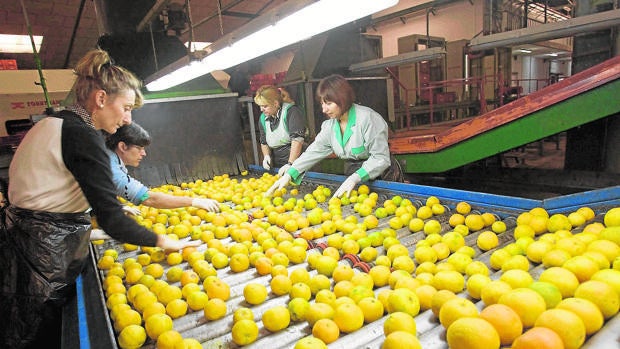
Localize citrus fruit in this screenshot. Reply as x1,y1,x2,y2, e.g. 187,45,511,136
480,303,522,346
294,336,327,349
439,297,479,329
233,307,254,323
539,267,580,298
204,298,227,320
262,305,290,332
244,283,268,305
288,297,310,322
498,288,546,328
156,330,183,349
574,279,620,319
381,331,422,349
511,327,564,349
534,308,586,349
556,297,604,335
333,303,364,333
528,281,562,309
144,313,173,340
312,318,340,344
165,298,188,319
446,317,500,349
477,231,499,251
386,288,420,317
305,302,335,326
383,311,416,335
117,324,147,349
231,319,259,345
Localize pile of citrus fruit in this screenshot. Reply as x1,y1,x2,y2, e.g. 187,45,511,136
94,171,620,349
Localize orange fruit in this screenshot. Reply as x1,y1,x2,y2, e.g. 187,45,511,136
312,318,340,344
243,283,268,305
430,289,457,317
332,303,364,333
386,288,420,317
383,311,416,335
294,336,327,349
357,297,384,323
562,255,600,282
439,297,479,329
144,313,173,340
381,331,422,349
270,274,293,296
574,279,620,319
305,302,335,327
556,297,604,335
117,324,146,349
511,327,564,349
204,298,227,320
498,288,546,328
446,317,500,349
204,277,230,300
479,303,523,346
499,269,533,289
262,306,290,332
231,319,259,345
538,267,579,298
534,308,586,349
156,330,183,349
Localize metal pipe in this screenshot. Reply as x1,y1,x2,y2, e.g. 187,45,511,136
63,0,86,68
19,0,51,112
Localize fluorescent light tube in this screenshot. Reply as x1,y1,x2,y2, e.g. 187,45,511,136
0,34,43,53
146,0,399,91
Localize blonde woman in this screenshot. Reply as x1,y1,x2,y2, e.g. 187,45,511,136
254,85,307,175
1,49,198,348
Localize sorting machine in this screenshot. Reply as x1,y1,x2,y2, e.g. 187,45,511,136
63,167,620,348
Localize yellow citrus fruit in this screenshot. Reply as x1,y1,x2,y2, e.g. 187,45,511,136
305,302,335,327
556,297,603,335
156,330,183,349
288,297,310,322
204,277,230,300
511,327,564,349
144,313,173,340
534,308,586,349
498,288,546,328
332,303,364,333
480,303,523,346
383,311,416,335
527,281,562,309
204,298,227,320
562,255,600,282
357,297,384,323
464,214,485,232
368,265,391,287
414,284,437,312
294,336,327,349
262,305,290,332
432,270,465,293
186,291,209,311
312,318,340,344
439,297,479,329
449,213,466,227
501,254,531,272
464,260,489,277
455,201,471,215
430,289,457,317
233,307,254,323
539,267,580,298
165,298,188,319
141,302,165,321
270,274,292,296
113,308,142,333
466,274,491,300
574,279,620,319
542,248,572,268
386,288,420,317
243,283,268,305
117,324,146,349
446,317,500,349
382,331,422,349
289,282,312,301
604,207,620,227
476,230,499,251
480,280,512,306
588,239,620,263
489,249,511,270
525,240,553,263
499,269,533,289
231,319,259,345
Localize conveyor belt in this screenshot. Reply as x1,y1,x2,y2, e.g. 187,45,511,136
73,167,620,348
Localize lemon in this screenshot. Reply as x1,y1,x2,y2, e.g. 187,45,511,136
117,324,146,349
243,283,268,305
232,319,259,345
477,230,499,251
145,313,173,340
262,305,291,332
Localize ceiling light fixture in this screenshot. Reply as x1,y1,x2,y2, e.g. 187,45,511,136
184,41,211,52
516,48,532,53
145,0,399,91
0,34,43,53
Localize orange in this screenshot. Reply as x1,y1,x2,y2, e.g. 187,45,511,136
144,313,173,340
312,318,340,344
294,336,327,349
262,306,290,332
466,274,491,300
439,297,479,329
332,303,364,333
562,255,600,282
574,280,620,319
305,302,335,326
430,289,457,317
556,297,604,335
587,239,620,263
270,274,293,296
538,267,579,298
243,283,268,305
534,308,586,349
233,307,254,323
117,324,146,349
511,327,564,349
528,281,562,309
498,288,546,328
542,249,572,268
186,291,209,311
479,303,523,346
464,214,485,232
357,297,384,323
231,319,259,345
204,298,227,320
381,331,422,349
499,269,533,289
432,270,465,293
113,308,142,333
591,268,620,295
156,330,183,349
288,297,310,322
165,298,188,319
446,317,500,349
383,311,416,335
386,288,420,317
414,284,437,311
455,201,471,215
204,277,230,300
